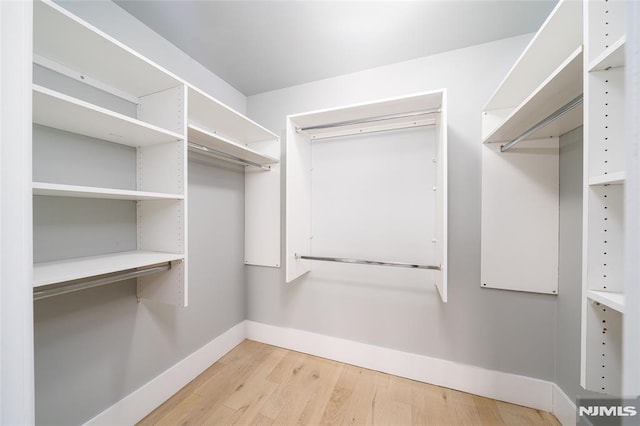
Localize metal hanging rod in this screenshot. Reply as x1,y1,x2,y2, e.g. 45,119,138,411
296,108,441,133
500,95,584,152
33,262,174,301
188,142,272,171
296,254,441,271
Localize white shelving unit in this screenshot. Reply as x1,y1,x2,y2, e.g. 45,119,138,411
187,85,281,268
32,0,283,305
480,0,582,295
33,0,188,306
481,0,583,144
580,0,628,396
285,90,448,302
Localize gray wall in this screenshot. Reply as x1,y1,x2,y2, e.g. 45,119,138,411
247,35,559,381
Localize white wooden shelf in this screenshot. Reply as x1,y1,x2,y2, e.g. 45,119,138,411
588,172,626,186
33,85,183,147
32,182,184,201
34,0,181,99
188,85,278,145
483,0,582,111
34,251,184,287
482,46,583,144
587,290,625,314
188,124,279,166
589,36,626,72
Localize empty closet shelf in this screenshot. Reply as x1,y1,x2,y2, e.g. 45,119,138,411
296,254,441,271
187,124,278,169
32,182,184,200
33,251,184,288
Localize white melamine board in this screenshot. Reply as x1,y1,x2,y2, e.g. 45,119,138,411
187,86,277,145
589,36,626,72
588,172,626,186
245,164,281,267
484,0,582,110
137,142,186,195
586,185,624,294
33,85,183,147
434,102,448,302
138,261,186,307
33,250,184,287
33,0,181,98
137,85,187,136
290,90,443,131
32,182,183,200
302,116,437,140
587,0,626,65
587,290,625,314
584,301,622,395
481,138,559,294
483,47,583,144
285,121,312,283
188,125,279,166
137,199,185,254
588,68,625,177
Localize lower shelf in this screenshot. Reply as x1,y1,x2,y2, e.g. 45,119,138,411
33,250,184,287
587,290,625,313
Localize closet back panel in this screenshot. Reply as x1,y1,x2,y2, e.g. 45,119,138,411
310,127,436,280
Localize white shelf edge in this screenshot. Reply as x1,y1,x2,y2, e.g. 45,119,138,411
588,36,626,72
482,0,582,111
482,46,583,144
187,123,279,165
588,171,626,186
587,290,625,313
32,182,184,201
33,84,184,145
33,251,184,287
187,85,278,145
35,0,184,98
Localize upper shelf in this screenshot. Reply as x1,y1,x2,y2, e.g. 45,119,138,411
188,86,278,146
188,125,279,166
482,47,583,144
33,85,183,147
589,36,626,72
483,0,582,112
289,89,444,140
34,0,181,99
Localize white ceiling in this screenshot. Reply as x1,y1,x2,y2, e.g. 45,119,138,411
115,0,558,96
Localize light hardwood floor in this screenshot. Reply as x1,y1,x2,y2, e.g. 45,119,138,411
138,340,560,425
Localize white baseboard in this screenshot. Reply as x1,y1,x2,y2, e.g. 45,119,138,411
83,321,247,426
83,320,572,425
246,321,554,412
552,383,576,425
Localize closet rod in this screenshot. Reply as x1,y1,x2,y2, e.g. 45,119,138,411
500,95,583,152
188,142,272,171
296,254,441,271
33,262,173,300
296,108,441,132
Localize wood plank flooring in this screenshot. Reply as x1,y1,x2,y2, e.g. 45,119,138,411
138,340,560,425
